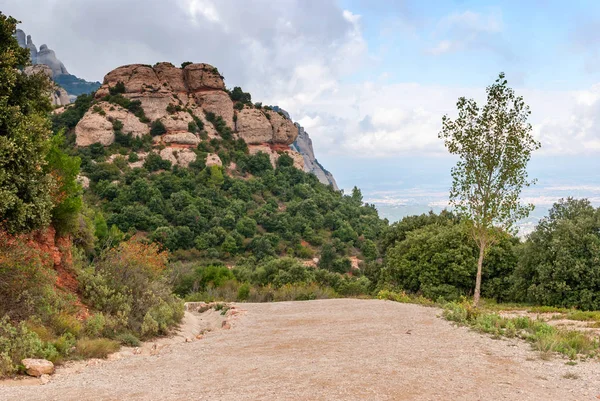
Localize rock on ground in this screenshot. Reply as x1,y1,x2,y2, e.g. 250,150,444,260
21,359,54,377
4,299,600,400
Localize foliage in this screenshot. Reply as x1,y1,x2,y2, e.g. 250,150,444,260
150,119,167,136
0,317,58,376
442,300,598,359
513,198,600,310
79,238,184,338
229,86,252,104
74,338,120,359
0,13,55,233
45,132,82,235
380,211,517,302
439,72,540,305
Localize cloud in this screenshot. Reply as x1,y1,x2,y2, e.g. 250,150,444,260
427,9,508,57
5,0,600,162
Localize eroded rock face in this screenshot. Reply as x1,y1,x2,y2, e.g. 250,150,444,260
193,91,234,128
267,110,298,145
23,65,70,106
76,62,303,169
75,101,150,146
163,132,201,145
236,108,273,144
205,153,222,167
159,148,197,167
183,63,225,91
248,144,304,170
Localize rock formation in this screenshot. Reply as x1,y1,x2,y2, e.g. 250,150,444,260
16,30,69,78
23,64,70,106
270,106,338,189
75,62,303,169
15,29,101,98
291,124,338,190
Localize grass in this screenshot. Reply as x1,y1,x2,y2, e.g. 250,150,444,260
376,290,437,307
75,338,120,359
442,300,599,360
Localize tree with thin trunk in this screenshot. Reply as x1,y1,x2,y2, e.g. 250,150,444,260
439,72,540,307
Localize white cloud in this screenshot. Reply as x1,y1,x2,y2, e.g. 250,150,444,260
427,9,506,56
6,0,600,161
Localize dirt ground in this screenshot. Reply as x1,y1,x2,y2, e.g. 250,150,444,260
1,299,599,401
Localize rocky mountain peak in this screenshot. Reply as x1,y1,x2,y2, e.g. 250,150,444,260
75,62,304,169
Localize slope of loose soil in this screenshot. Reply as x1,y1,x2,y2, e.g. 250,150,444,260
1,299,599,401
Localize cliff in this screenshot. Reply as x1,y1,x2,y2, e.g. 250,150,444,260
23,64,70,106
271,106,338,189
15,29,101,99
291,124,339,190
75,62,303,169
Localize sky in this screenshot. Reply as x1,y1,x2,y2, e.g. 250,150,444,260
3,0,600,224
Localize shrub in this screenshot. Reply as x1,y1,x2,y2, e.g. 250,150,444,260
116,333,140,347
109,81,126,95
0,317,58,377
150,119,167,136
181,61,193,68
75,338,120,359
143,153,171,172
79,239,184,338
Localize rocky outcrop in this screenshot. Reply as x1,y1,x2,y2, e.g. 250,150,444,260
205,153,222,167
249,144,304,170
16,30,69,78
23,64,70,106
15,29,101,98
75,101,150,146
159,148,197,168
36,44,69,77
74,62,308,172
291,124,338,189
235,107,297,145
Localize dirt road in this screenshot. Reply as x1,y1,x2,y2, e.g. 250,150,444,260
1,299,598,400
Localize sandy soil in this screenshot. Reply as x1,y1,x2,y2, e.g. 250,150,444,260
1,299,599,401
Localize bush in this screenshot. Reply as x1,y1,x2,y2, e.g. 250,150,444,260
0,317,58,377
150,119,167,136
75,338,120,359
116,333,140,347
79,239,184,338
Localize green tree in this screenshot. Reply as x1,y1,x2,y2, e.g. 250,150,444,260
0,14,55,232
438,72,540,306
514,198,600,310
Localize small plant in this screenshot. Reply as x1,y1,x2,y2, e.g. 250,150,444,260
150,119,167,136
115,333,140,347
181,61,193,68
109,81,126,95
75,338,120,359
562,372,579,380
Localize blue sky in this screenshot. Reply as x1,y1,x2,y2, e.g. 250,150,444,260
4,0,600,224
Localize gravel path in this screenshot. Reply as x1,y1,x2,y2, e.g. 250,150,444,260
1,299,599,400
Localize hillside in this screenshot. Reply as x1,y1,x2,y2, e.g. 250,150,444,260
55,61,386,293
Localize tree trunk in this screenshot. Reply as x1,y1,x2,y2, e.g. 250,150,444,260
473,242,485,307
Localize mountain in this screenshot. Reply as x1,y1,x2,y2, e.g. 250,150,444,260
72,62,303,169
291,124,339,190
271,106,338,189
53,61,384,270
15,28,101,99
